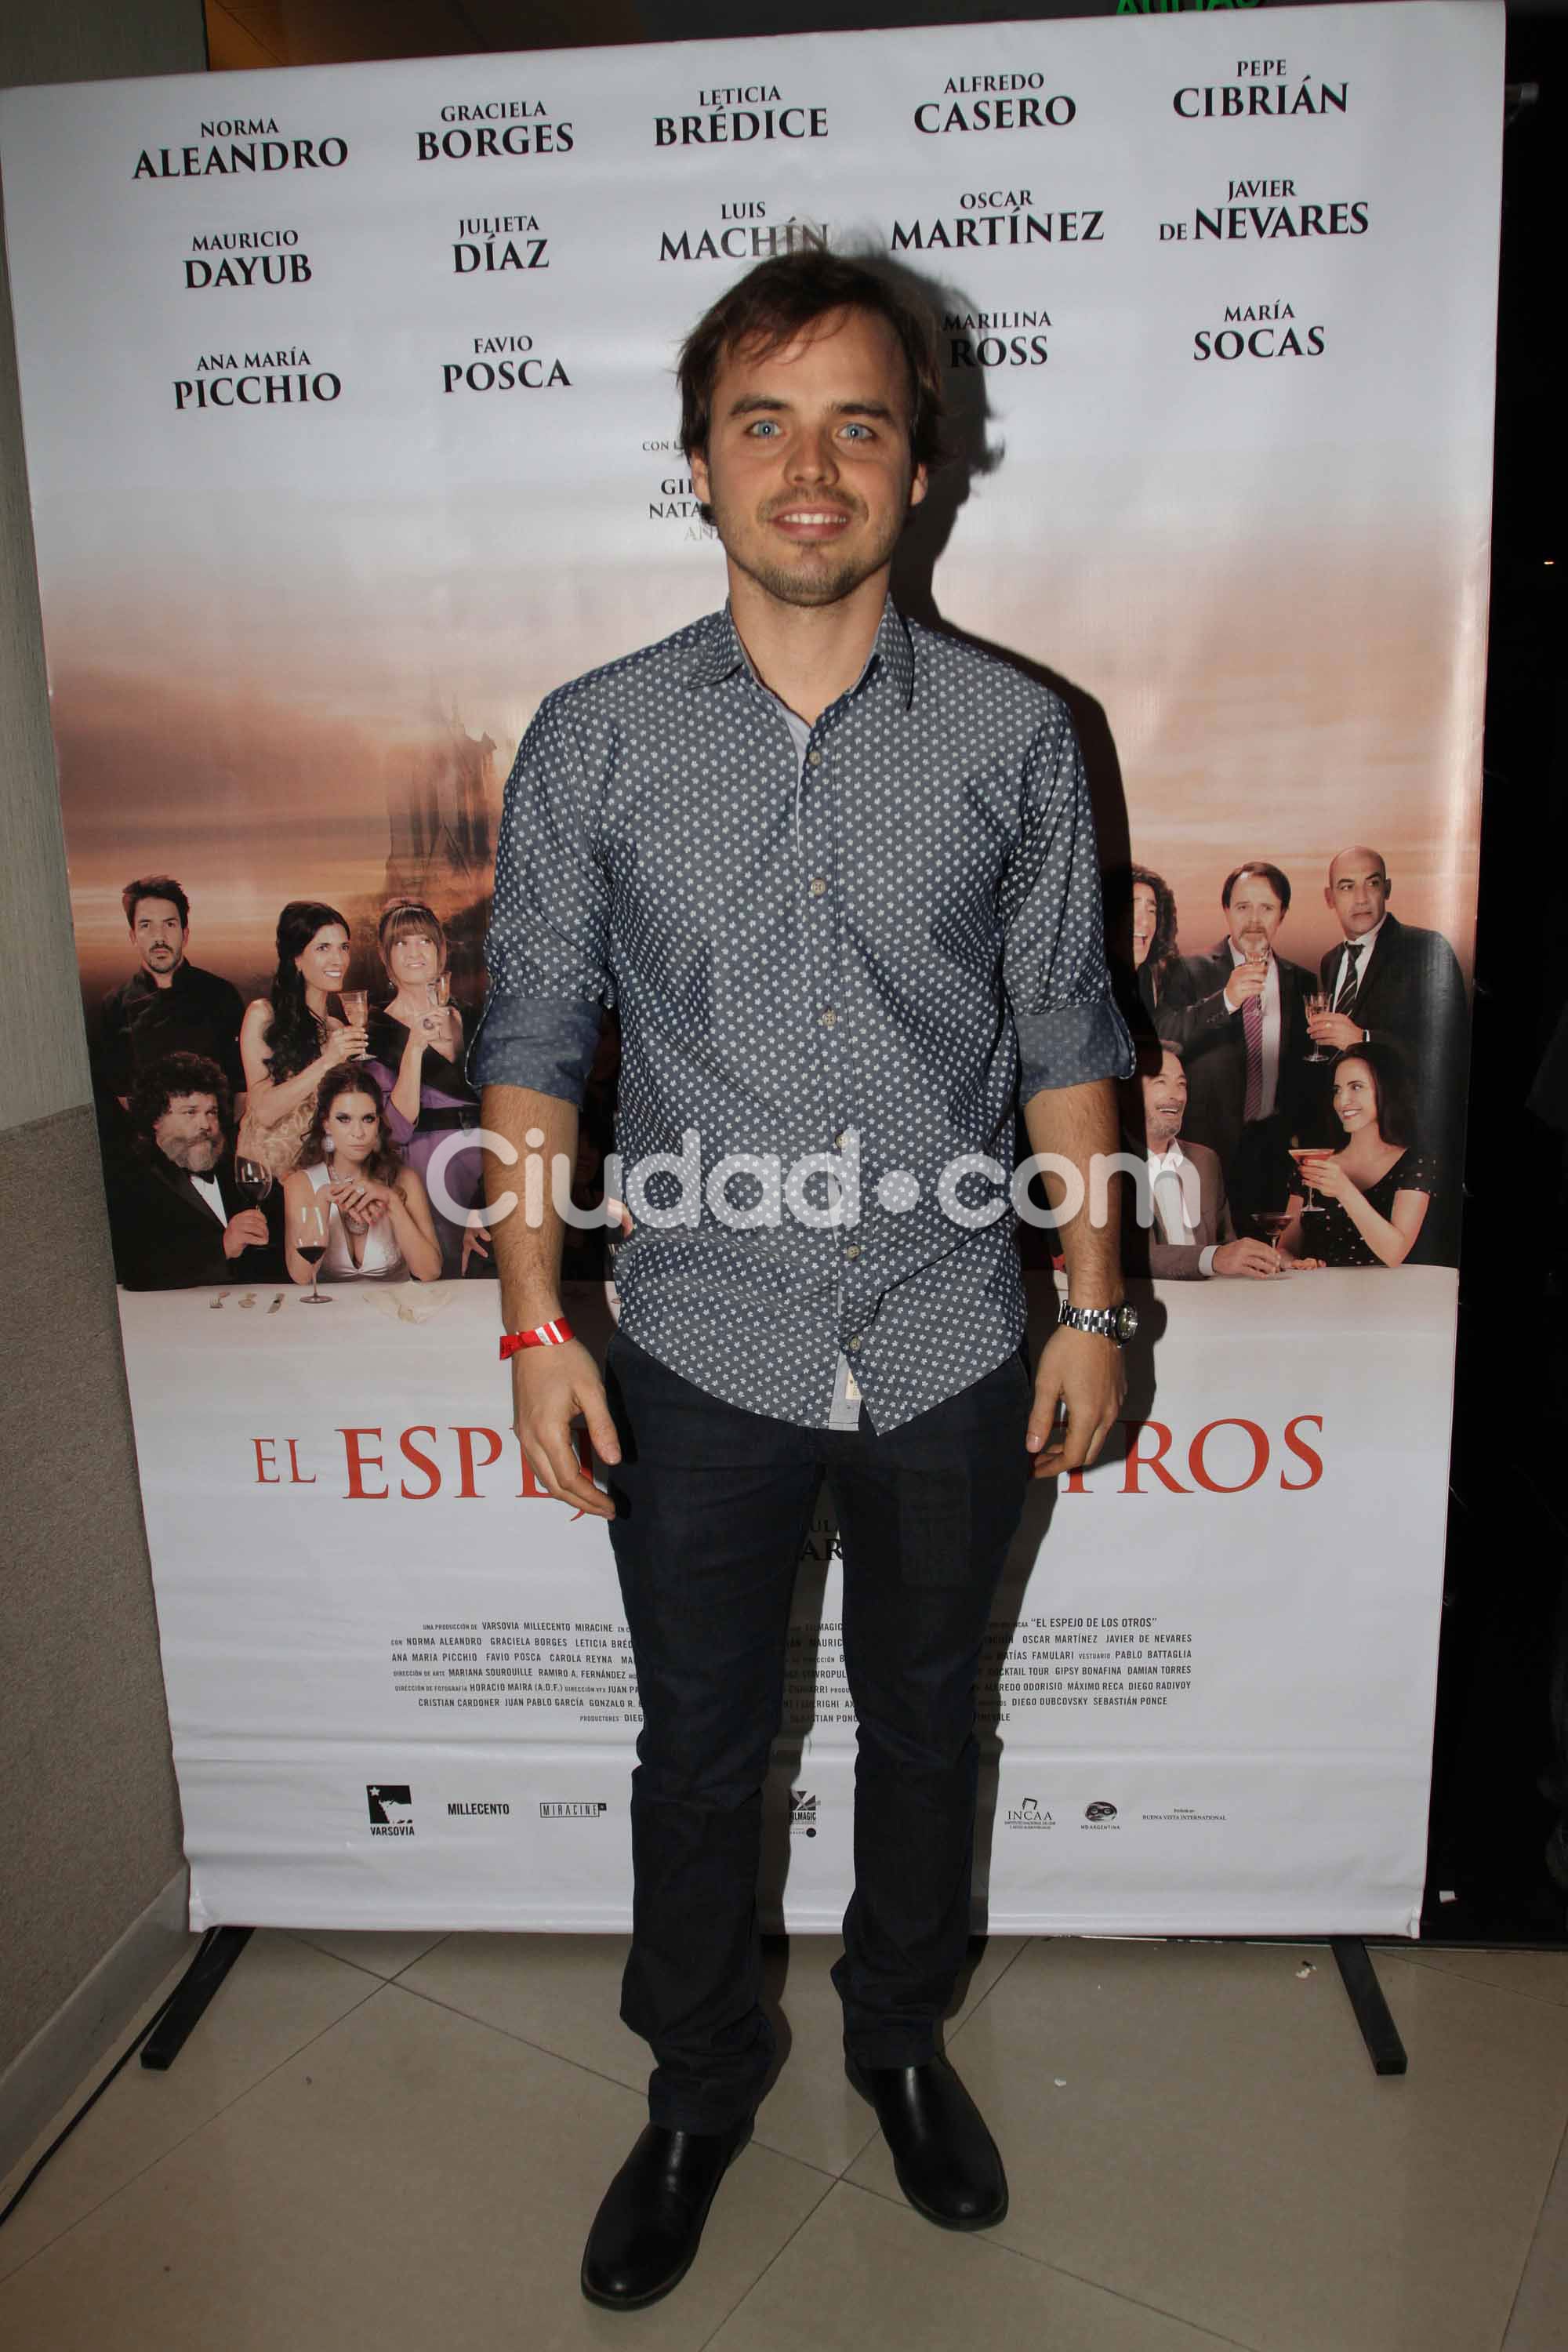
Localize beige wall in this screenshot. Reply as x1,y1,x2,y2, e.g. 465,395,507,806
0,0,207,2073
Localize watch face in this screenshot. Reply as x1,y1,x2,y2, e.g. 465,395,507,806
1112,1303,1139,1342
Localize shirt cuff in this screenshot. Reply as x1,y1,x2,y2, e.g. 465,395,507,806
1198,1244,1218,1278
1015,996,1136,1102
468,991,602,1105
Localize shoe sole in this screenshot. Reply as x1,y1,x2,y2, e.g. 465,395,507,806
845,2062,1009,2233
579,2123,753,2310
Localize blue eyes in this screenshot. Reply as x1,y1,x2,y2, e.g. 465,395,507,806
742,419,875,441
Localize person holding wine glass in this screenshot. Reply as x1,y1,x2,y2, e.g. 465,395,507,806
1278,1042,1434,1268
363,899,490,1276
109,1051,280,1290
238,902,369,1179
281,1065,442,1290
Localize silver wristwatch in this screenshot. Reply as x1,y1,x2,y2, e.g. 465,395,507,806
1058,1300,1138,1346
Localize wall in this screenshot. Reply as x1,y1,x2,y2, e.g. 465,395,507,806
0,0,206,2074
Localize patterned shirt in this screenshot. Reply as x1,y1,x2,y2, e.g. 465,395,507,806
473,599,1132,1432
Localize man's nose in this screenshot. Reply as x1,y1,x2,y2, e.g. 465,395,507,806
786,424,838,482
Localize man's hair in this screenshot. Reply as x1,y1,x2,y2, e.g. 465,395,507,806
131,1051,228,1138
677,248,946,475
1221,862,1292,914
122,875,190,931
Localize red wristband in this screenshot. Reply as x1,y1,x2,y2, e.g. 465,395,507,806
499,1319,574,1359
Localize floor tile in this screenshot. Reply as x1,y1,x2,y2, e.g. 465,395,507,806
0,1931,377,2282
401,1931,1025,2175
847,1939,1568,2352
1392,1945,1568,2008
289,1928,448,1980
1503,2119,1568,2352
0,1983,830,2352
708,2178,1236,2352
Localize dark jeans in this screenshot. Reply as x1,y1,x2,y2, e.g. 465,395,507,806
603,1330,1032,2132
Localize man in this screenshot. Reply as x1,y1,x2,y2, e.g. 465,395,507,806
110,1051,274,1289
474,251,1135,2310
1312,844,1469,1254
1155,862,1315,1232
1121,1044,1282,1279
96,877,245,1109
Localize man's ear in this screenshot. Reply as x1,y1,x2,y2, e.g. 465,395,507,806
690,448,711,506
909,462,928,511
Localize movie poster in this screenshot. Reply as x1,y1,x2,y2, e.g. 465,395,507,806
0,4,1500,1931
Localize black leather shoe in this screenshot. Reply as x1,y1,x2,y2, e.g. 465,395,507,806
580,2118,752,2309
847,2053,1008,2230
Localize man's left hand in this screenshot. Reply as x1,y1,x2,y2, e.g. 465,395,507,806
1026,1325,1126,1478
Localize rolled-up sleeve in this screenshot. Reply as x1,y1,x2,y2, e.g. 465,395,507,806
469,694,611,1105
999,706,1134,1104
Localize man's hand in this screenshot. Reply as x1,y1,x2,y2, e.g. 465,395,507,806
1306,1009,1365,1052
511,1338,621,1519
1212,1239,1284,1279
222,1208,270,1258
1223,961,1269,1013
1026,1327,1126,1479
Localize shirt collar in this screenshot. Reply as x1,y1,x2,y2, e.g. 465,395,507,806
684,597,916,713
1341,915,1388,955
1148,1140,1186,1172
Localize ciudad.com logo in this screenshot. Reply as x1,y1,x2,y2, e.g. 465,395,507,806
425,1127,1185,1238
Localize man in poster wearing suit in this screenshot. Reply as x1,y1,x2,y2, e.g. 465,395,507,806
1121,1044,1283,1279
1155,862,1315,1233
110,1051,275,1290
1309,844,1469,1256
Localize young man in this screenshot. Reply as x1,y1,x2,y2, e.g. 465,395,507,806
96,877,245,1109
474,252,1135,2310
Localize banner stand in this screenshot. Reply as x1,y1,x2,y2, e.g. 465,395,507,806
139,1928,253,2075
1330,1940,1408,2076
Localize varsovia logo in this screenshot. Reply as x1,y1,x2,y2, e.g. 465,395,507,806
366,1784,414,1836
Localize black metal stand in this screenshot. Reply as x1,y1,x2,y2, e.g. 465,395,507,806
140,1926,253,2073
1331,1937,1408,2076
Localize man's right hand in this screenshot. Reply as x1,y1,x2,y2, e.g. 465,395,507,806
223,1208,271,1258
512,1338,621,1519
1222,962,1268,1012
1212,1239,1283,1279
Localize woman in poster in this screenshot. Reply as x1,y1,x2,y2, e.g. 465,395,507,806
1282,1043,1436,1268
282,1065,441,1284
238,901,368,1176
1131,864,1181,1013
363,899,488,1276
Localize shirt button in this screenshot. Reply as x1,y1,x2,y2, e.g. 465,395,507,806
833,1131,846,1149
820,1007,837,1029
809,877,827,897
848,1334,862,1353
808,750,823,768
844,1243,861,1261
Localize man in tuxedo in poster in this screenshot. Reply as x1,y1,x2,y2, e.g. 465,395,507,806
1155,862,1314,1233
1120,1044,1283,1279
1309,844,1469,1256
110,1051,275,1290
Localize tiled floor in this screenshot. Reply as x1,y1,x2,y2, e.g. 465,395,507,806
2,1931,1566,2351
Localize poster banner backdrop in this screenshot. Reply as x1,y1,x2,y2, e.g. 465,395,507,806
0,4,1499,1933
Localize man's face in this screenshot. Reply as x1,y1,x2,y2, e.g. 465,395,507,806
689,305,927,613
1325,853,1390,938
153,1091,223,1173
1141,1051,1188,1149
1225,874,1285,954
132,898,188,983
1131,882,1157,967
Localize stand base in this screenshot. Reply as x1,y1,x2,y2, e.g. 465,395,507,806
1331,1937,1408,2075
140,1927,253,2073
